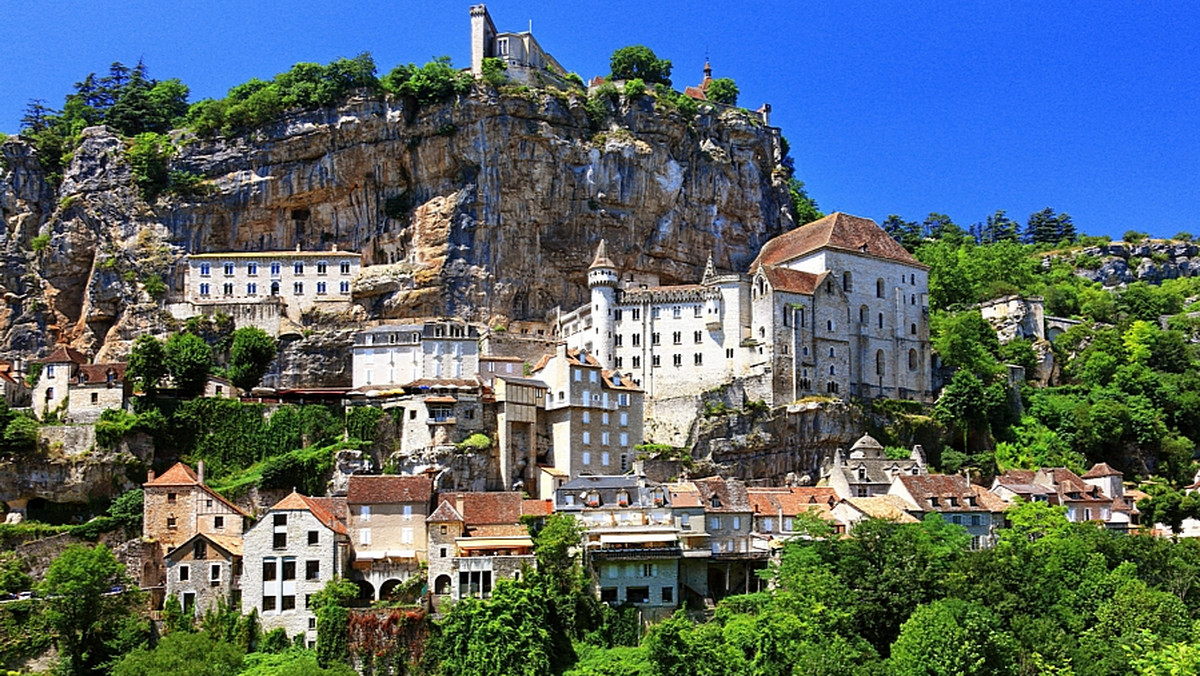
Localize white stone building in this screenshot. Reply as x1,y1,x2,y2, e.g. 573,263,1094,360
350,321,481,389
557,214,933,442
180,248,361,327
31,346,88,420
469,4,569,87
241,491,349,643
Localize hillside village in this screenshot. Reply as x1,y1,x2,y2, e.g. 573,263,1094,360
6,4,1200,676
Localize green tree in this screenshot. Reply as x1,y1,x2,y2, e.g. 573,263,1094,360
313,578,357,669
705,78,738,105
883,214,924,252
127,334,167,394
165,331,214,397
228,326,277,391
40,543,146,675
112,631,243,676
932,311,1002,377
430,578,564,676
127,132,173,201
890,599,1017,676
788,178,823,227
1024,207,1076,245
609,46,673,85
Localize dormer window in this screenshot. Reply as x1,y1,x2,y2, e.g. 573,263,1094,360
857,467,866,481
948,497,958,507
710,495,721,509
617,491,629,507
586,492,600,508
930,497,939,507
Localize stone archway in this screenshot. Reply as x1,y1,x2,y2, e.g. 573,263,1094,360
354,579,375,602
379,578,404,600
434,574,452,595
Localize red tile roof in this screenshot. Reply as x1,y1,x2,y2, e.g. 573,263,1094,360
897,474,988,512
522,498,553,517
270,491,347,535
37,345,88,365
427,501,464,523
1083,463,1122,478
433,492,525,526
752,212,926,270
601,370,642,392
694,476,751,513
75,363,127,384
145,462,200,486
760,265,820,295
346,475,433,505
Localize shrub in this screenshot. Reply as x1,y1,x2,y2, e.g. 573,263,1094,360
623,78,646,100
381,56,472,107
167,170,210,198
705,77,739,105
127,132,173,201
1124,230,1149,244
143,274,167,299
457,433,492,453
480,57,508,87
96,409,140,447
29,234,50,253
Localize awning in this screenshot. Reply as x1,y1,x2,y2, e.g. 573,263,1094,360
425,396,457,404
456,537,534,549
598,533,680,545
354,550,417,560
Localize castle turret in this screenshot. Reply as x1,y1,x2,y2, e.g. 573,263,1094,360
588,240,619,368
470,5,498,77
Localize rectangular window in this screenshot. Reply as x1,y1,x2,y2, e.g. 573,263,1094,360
672,331,682,345
340,261,351,275
614,334,624,347
309,617,317,630
271,262,281,276
651,333,660,346
199,262,211,277
294,262,304,275
293,281,304,295
308,530,319,545
282,560,296,580
339,280,350,294
317,261,328,275
602,432,610,445
211,563,221,582
632,334,641,347
401,528,413,544
223,262,234,276
247,282,257,295
90,393,98,404
403,505,413,518
316,281,327,295
652,355,661,368
582,411,590,423
694,353,703,365
590,370,598,383
709,516,720,531
574,369,581,382
631,355,641,368
673,354,682,367
247,262,258,276
582,451,591,465
273,532,287,550
620,432,629,446
281,595,295,611
306,561,320,580
360,505,371,521
263,560,277,581
179,565,190,581
619,393,629,406
223,282,233,295
732,516,741,530
726,348,734,359
694,331,703,344
167,516,177,529
601,452,610,466
199,283,210,296
615,357,623,368
214,516,224,529
263,596,276,611
582,431,591,444
673,307,682,319
662,586,674,603
651,308,660,319
632,308,641,320
694,306,703,318
360,529,371,545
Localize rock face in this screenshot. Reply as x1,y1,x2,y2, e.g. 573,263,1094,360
1072,240,1200,287
0,88,792,365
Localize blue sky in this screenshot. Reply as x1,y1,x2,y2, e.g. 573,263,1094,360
2,0,1198,240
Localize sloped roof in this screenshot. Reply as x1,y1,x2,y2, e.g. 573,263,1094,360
37,345,88,365
270,491,347,535
1083,463,1122,479
601,369,642,392
994,470,1036,486
748,486,839,516
846,495,920,523
144,462,249,517
346,475,433,505
522,498,553,517
590,239,616,270
433,492,524,526
752,212,926,269
667,482,703,508
760,265,819,295
75,363,127,384
307,497,347,525
427,501,465,523
970,485,1010,513
898,474,988,512
694,476,751,513
165,532,243,561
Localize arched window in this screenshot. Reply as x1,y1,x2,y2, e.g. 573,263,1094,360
859,305,868,324
876,350,885,376
878,313,884,329
827,319,834,331
842,271,853,292
908,349,918,371
910,323,917,335
876,279,885,298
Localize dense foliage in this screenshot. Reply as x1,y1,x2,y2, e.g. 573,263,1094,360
228,326,278,391
609,46,673,85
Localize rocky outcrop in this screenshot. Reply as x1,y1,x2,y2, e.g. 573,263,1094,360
1071,239,1199,287
0,427,150,507
0,87,791,366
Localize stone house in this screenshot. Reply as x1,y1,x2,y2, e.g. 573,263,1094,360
346,475,434,601
556,475,680,617
478,356,528,386
31,345,88,420
991,466,1134,528
665,482,713,603
1081,463,1138,529
164,532,242,617
693,476,765,599
350,321,481,389
0,361,31,408
66,362,130,423
142,462,249,589
241,491,350,644
888,474,1004,549
822,434,926,500
181,248,361,326
532,345,645,495
346,377,488,467
427,492,546,602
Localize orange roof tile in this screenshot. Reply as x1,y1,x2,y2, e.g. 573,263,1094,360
37,345,89,365
433,492,525,526
347,475,433,505
752,212,926,270
1083,463,1122,478
270,491,347,535
145,462,200,486
760,266,820,295
74,363,127,384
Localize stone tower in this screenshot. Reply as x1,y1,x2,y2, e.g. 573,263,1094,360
470,5,498,77
588,240,619,368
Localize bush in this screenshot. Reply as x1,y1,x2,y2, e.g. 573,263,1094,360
96,408,140,447
143,273,167,299
705,77,739,105
609,46,672,85
480,57,508,87
623,78,646,100
29,233,50,253
127,132,173,201
456,433,492,453
1124,230,1149,244
381,56,472,107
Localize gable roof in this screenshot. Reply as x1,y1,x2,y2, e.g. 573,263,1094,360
752,212,925,270
1083,463,1122,479
759,265,820,295
748,486,839,516
846,495,921,523
433,492,524,525
897,474,988,512
693,476,751,513
37,345,89,365
74,362,127,384
346,475,433,505
144,462,249,517
165,532,243,560
270,491,348,535
427,500,465,523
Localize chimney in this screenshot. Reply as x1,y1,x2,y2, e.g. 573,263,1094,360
197,460,205,485
146,468,156,483
295,242,302,252
455,493,465,517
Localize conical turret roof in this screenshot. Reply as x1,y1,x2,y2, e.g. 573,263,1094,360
590,239,616,270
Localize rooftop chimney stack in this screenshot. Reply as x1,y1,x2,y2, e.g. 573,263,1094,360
197,460,205,485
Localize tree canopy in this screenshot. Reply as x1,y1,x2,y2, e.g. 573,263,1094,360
229,326,277,391
610,46,673,86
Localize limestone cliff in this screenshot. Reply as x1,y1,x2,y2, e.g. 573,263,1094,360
0,87,792,364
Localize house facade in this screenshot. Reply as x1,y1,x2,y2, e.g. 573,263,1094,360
822,434,926,500
31,346,88,420
346,475,434,600
241,491,349,642
351,321,481,389
142,462,248,589
469,4,569,87
164,533,242,617
888,474,1003,549
66,362,130,423
426,492,544,602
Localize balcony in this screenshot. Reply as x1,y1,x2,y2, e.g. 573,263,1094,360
591,546,682,561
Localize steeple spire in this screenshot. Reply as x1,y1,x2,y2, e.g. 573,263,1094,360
590,239,616,270
702,254,716,283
